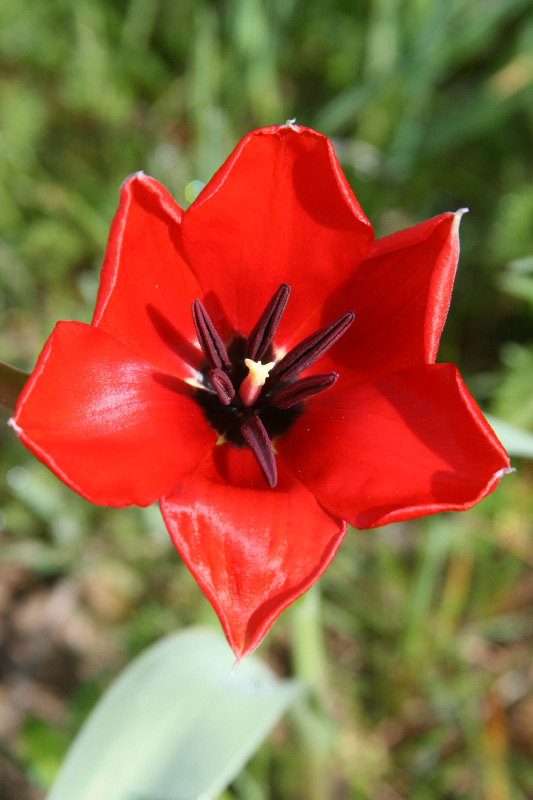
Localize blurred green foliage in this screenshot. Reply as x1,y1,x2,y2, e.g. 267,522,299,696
1,0,533,798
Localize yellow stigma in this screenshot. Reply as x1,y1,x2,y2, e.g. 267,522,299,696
244,358,275,387
239,358,276,406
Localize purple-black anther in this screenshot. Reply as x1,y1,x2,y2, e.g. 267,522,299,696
209,369,235,406
192,299,231,370
241,415,277,488
246,284,291,361
272,312,354,384
273,372,338,409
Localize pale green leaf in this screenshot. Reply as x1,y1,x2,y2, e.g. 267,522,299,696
48,628,300,800
485,414,533,459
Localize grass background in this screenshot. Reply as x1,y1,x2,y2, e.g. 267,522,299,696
1,0,533,797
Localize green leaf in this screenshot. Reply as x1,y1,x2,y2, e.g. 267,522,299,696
47,628,300,800
485,414,533,459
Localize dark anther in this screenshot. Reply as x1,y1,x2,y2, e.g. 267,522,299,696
246,283,291,361
271,311,354,384
273,372,338,409
241,415,278,488
209,369,235,406
192,299,231,370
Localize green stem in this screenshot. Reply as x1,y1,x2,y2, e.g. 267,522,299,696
290,584,334,800
291,583,328,692
0,361,29,412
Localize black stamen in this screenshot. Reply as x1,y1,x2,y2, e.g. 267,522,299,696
246,284,291,360
241,415,278,488
192,299,231,370
209,369,235,406
272,372,338,409
272,311,354,384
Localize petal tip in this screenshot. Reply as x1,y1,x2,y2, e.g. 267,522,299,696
121,169,145,188
453,207,469,233
281,118,300,131
7,416,21,435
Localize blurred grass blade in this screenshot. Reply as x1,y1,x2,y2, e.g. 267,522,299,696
506,256,533,274
0,360,29,411
498,272,533,307
47,628,300,800
485,414,533,459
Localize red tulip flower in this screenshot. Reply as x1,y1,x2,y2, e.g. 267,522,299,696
10,123,510,658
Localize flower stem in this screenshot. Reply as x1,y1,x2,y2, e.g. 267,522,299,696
290,584,334,800
0,361,29,412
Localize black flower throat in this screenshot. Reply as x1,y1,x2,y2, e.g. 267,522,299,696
192,284,353,488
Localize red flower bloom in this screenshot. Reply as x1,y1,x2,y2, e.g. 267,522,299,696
11,124,510,658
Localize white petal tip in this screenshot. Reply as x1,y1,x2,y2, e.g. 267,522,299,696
7,417,22,435
495,466,515,480
282,118,299,131
452,208,469,236
122,170,146,189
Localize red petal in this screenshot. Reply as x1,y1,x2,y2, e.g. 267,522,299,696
307,212,464,385
93,173,203,379
277,363,510,529
181,124,374,347
160,444,345,659
12,322,213,506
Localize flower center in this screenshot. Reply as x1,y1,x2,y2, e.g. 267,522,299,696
192,285,354,488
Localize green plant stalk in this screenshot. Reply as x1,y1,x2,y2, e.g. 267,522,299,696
0,361,29,412
290,583,334,800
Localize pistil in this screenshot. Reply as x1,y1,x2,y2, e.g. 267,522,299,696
239,358,275,406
